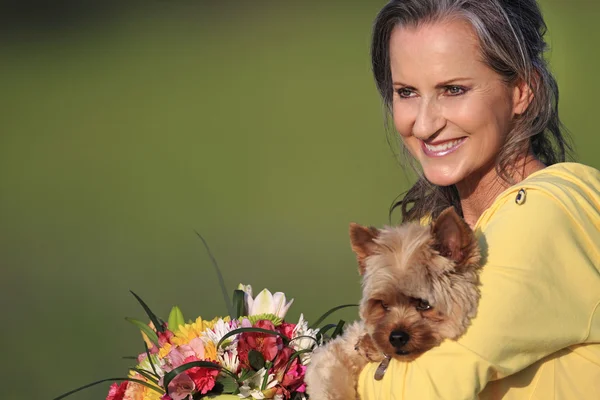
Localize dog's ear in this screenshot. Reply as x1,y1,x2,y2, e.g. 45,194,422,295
349,223,380,275
431,207,478,269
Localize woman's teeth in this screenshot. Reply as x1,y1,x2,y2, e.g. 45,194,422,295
424,138,463,152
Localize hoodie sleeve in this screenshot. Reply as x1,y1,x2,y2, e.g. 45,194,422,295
357,184,600,400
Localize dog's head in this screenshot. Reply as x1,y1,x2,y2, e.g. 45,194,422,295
350,207,481,361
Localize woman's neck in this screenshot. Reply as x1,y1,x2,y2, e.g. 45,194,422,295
457,154,546,228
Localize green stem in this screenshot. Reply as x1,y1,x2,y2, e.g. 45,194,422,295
260,361,273,391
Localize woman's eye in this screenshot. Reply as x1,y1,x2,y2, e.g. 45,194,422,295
445,85,466,96
396,88,415,98
415,299,432,311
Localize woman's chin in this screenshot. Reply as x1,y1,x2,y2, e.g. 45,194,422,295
422,168,463,187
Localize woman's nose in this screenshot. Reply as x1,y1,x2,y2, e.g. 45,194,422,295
412,98,446,140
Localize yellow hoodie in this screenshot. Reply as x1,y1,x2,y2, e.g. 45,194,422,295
358,163,600,400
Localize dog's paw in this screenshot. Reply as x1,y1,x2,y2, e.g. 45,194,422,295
355,334,384,362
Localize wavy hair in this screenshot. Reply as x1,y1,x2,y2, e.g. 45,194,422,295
371,0,572,223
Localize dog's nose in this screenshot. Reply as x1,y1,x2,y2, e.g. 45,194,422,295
389,330,410,348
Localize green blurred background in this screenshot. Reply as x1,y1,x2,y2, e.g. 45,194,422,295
1,1,598,398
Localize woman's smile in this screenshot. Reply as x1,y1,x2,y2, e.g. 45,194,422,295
421,137,467,157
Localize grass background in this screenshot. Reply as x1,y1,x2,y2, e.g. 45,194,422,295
1,1,599,398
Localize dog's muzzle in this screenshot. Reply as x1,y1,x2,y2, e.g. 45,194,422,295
389,330,410,353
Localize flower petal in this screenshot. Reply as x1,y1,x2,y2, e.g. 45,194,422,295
272,293,294,319
250,289,275,316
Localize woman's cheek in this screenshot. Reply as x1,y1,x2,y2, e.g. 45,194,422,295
393,108,413,139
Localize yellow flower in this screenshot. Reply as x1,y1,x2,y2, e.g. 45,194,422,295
171,316,229,346
204,341,217,361
158,342,172,359
125,372,163,400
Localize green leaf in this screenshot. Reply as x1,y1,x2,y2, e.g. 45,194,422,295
144,342,159,377
331,319,346,339
130,291,165,333
238,368,254,382
217,327,290,349
315,323,337,342
168,305,185,333
163,361,238,391
248,349,265,370
130,367,159,384
217,375,239,394
260,361,273,391
195,231,234,317
288,335,319,347
125,317,159,346
309,304,358,329
52,377,163,400
232,289,246,319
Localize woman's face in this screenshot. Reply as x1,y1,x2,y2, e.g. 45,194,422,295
389,19,527,187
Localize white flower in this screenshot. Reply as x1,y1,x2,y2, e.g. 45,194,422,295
218,349,240,374
137,352,166,378
238,285,294,319
291,313,320,365
238,283,253,298
237,368,278,399
201,318,239,350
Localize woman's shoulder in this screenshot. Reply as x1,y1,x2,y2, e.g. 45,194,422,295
522,162,600,198
477,162,600,232
476,163,600,307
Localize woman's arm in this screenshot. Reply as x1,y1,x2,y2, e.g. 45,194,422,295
358,185,600,400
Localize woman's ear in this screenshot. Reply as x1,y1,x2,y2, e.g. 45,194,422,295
512,76,535,116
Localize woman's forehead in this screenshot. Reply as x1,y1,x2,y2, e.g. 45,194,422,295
389,19,486,82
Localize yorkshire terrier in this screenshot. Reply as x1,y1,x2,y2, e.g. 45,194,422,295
305,207,482,400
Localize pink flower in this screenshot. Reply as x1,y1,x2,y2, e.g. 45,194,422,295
158,330,174,347
183,356,219,395
188,337,205,359
283,363,307,392
167,347,188,368
241,318,252,328
277,322,296,339
272,347,294,375
106,381,128,400
167,373,195,400
270,347,307,398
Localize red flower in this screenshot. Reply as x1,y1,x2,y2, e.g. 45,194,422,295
106,381,128,400
183,356,219,395
272,347,294,374
277,322,296,340
282,363,307,393
271,347,307,398
158,329,174,347
238,320,283,370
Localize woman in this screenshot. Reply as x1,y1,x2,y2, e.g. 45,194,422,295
359,0,600,399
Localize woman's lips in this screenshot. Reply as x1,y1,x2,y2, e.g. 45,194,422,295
420,137,466,157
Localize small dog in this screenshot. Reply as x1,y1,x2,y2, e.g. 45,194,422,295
305,207,482,400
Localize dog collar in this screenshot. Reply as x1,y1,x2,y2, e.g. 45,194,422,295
374,354,391,380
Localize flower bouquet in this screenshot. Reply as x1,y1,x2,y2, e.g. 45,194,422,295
54,281,353,400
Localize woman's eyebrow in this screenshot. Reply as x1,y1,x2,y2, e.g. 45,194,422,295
392,78,473,87
435,77,473,87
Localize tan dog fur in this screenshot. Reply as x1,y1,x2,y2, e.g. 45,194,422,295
305,207,481,399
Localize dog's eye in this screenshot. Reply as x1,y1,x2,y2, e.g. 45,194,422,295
379,301,390,311
415,299,432,311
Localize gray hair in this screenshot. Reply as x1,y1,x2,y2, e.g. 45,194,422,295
372,0,572,222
